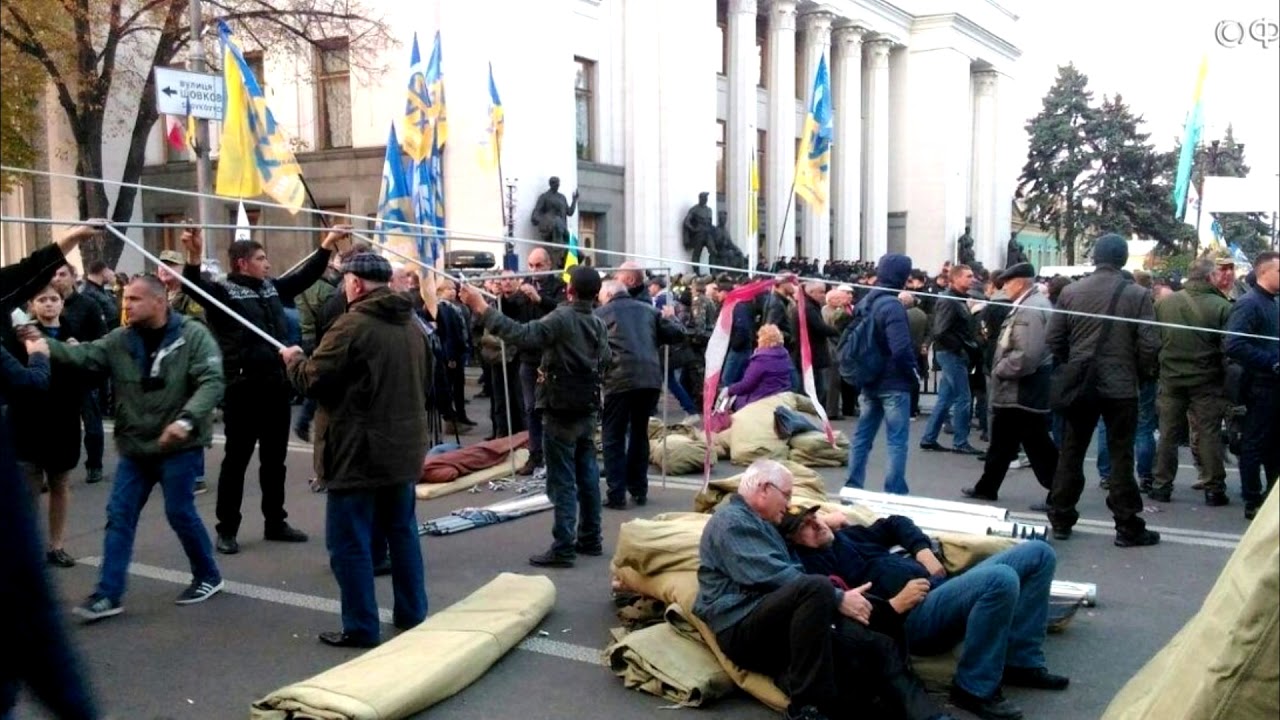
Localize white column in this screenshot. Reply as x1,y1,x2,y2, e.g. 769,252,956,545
659,0,717,275
798,11,834,264
862,38,891,261
624,0,662,259
726,0,757,260
971,70,1000,268
766,0,797,262
831,23,864,263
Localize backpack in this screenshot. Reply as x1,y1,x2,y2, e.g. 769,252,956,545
838,294,894,388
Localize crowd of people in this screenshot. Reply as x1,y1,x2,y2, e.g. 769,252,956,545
1,220,1276,720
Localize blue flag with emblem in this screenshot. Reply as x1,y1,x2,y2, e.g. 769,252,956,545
376,123,416,260
403,32,447,265
794,54,832,211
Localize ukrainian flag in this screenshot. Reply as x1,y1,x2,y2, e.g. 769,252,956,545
1172,56,1208,217
793,54,833,212
214,20,305,213
562,231,580,283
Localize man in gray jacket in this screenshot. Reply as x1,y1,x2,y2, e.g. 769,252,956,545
963,263,1059,502
1045,235,1161,547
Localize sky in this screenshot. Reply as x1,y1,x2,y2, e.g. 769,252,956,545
1008,0,1279,189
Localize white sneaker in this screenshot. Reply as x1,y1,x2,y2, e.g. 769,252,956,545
1010,456,1031,470
681,414,702,426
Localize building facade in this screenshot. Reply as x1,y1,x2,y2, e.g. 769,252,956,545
3,0,1021,276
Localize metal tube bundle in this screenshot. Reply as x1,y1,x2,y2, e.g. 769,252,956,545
419,493,554,536
838,487,1010,521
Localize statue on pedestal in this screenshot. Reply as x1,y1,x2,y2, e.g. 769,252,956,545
682,192,716,268
710,210,748,270
531,176,578,262
1006,231,1028,267
957,226,976,266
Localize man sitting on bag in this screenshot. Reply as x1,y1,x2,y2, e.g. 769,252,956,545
693,459,950,720
782,506,1067,720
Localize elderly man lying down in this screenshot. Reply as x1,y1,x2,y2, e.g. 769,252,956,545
781,505,1068,720
693,459,954,720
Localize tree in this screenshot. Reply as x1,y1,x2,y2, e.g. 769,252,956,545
1178,125,1272,258
0,22,46,192
1018,64,1097,266
0,0,392,266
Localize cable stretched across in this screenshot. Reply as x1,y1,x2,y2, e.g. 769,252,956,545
2,166,1276,343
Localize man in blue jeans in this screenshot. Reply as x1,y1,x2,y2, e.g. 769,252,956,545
786,507,1067,720
846,254,920,495
281,253,429,647
921,264,983,455
38,275,226,622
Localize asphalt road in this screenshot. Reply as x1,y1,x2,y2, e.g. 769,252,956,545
14,386,1250,720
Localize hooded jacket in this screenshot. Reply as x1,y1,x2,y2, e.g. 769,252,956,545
48,312,224,458
288,287,429,491
856,254,918,394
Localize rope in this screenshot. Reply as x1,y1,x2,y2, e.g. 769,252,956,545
1,166,1275,343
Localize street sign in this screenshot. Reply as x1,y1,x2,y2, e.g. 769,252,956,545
153,67,224,121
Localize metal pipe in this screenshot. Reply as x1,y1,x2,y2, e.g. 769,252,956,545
103,224,286,350
1050,580,1098,607
459,266,669,283
499,339,519,479
838,487,1009,521
661,345,670,491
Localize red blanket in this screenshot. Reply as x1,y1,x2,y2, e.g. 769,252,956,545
419,432,529,484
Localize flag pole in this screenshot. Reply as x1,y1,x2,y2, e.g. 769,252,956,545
773,176,798,267
299,176,331,229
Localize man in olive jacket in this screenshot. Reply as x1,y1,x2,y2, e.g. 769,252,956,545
1150,258,1233,506
281,253,429,648
44,275,226,622
964,263,1059,502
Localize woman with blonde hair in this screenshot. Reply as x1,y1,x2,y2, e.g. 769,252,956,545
727,324,795,411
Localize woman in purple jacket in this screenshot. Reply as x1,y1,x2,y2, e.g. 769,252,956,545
728,324,795,411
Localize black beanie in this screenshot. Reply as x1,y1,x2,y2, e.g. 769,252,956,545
1093,234,1129,268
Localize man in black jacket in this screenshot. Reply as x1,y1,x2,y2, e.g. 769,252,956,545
791,281,841,402
1224,251,1280,520
52,262,110,484
920,264,982,455
509,248,566,475
595,279,685,509
460,267,611,567
1046,234,1160,546
0,224,101,720
181,225,343,554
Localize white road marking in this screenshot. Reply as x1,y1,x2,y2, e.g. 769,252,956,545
76,557,605,665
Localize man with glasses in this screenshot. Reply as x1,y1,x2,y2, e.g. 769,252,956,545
694,459,949,720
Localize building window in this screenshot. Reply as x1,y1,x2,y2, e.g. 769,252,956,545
756,15,767,89
574,57,595,161
156,212,186,252
314,38,352,150
579,212,601,265
716,121,726,195
716,24,727,76
243,50,265,88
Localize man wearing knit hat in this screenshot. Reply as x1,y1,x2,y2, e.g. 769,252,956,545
1044,234,1161,547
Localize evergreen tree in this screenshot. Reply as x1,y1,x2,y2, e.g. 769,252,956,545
1018,64,1097,265
1178,125,1272,257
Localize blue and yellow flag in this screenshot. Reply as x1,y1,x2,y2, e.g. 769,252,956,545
214,21,306,213
748,151,759,238
403,32,446,265
1172,56,1208,217
793,54,833,212
562,231,580,283
482,61,504,172
376,124,416,259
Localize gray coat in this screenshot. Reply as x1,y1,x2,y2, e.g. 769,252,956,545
989,286,1053,412
1046,266,1159,400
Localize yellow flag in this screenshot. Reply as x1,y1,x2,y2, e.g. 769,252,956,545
214,45,261,199
748,153,759,237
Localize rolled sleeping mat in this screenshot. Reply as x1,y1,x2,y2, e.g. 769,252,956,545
838,486,1010,521
841,501,1046,541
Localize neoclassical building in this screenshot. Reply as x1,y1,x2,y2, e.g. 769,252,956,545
1,0,1021,275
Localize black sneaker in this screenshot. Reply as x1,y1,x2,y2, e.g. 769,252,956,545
603,499,628,510
1003,665,1070,690
574,543,604,557
373,557,393,576
216,534,239,555
919,441,946,452
86,468,105,485
264,523,308,543
1204,491,1229,507
1245,504,1260,520
1148,487,1172,502
1139,476,1155,495
528,551,575,568
962,487,999,502
175,578,225,605
948,685,1024,720
73,594,122,623
46,549,76,568
1114,529,1161,547
194,479,209,496
952,445,983,456
1051,526,1072,540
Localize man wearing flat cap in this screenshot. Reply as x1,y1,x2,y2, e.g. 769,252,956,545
279,252,430,648
963,263,1060,503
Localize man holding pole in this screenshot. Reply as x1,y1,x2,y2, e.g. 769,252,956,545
180,224,346,555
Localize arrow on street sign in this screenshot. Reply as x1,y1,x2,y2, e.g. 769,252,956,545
153,67,224,121
162,86,177,97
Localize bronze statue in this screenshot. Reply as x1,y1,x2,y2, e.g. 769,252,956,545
957,225,976,266
530,176,578,252
709,210,748,270
682,192,716,267
1006,232,1028,267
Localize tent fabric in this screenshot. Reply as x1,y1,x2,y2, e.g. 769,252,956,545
788,429,850,467
250,573,555,720
420,432,528,484
649,435,709,475
605,621,735,707
728,393,812,465
1101,489,1279,720
414,450,530,501
711,430,731,460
